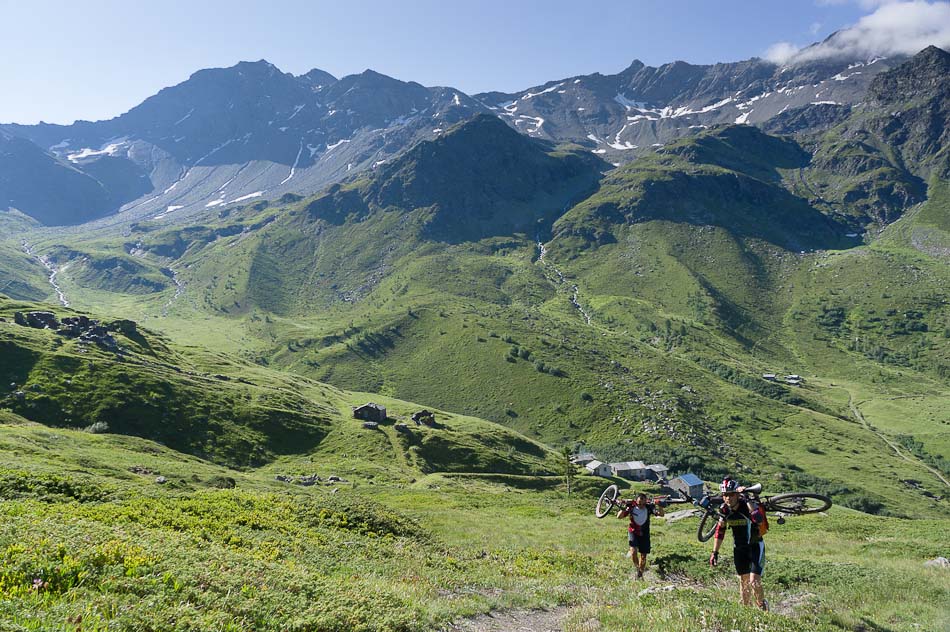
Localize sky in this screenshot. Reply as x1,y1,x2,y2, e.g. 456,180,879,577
0,0,947,125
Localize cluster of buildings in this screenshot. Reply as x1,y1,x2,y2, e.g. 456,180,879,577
572,453,705,499
762,373,804,386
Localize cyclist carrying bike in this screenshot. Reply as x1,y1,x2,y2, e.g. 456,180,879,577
708,477,768,611
617,492,665,579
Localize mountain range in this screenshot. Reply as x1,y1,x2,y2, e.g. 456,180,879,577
0,36,925,228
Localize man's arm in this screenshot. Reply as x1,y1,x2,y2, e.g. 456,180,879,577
652,501,665,517
745,496,763,524
709,511,726,566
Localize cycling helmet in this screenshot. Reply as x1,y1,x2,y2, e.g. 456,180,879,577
719,477,740,493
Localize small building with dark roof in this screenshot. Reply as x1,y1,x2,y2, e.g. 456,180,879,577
353,403,387,423
645,464,669,481
670,473,705,499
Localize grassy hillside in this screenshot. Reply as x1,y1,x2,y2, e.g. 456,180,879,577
0,296,559,479
0,414,946,631
3,121,947,521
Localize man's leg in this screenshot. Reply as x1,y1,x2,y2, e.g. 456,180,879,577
751,542,766,609
738,573,752,606
638,553,647,574
749,573,766,609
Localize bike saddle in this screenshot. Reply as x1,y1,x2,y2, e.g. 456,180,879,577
744,483,762,494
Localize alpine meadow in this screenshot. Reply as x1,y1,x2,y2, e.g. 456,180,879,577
0,5,949,631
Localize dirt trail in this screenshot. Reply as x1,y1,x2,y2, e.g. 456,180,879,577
848,393,950,489
443,606,573,632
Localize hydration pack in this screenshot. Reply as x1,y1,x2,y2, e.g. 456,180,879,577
757,506,769,537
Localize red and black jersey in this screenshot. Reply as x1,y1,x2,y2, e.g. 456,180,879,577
714,497,765,546
624,502,656,536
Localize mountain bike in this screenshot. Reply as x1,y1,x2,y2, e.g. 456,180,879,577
683,483,832,541
594,483,832,541
594,484,688,518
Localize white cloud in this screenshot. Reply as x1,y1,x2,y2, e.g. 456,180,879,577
765,42,803,63
809,22,824,35
767,1,950,64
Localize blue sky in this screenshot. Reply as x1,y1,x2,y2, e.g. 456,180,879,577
0,0,936,124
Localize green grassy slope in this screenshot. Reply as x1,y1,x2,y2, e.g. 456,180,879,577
0,295,559,479
4,120,946,519
0,420,946,631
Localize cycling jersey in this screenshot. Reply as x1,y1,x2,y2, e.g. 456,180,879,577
625,502,655,536
713,497,765,546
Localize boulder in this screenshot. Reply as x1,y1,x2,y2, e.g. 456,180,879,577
924,557,949,569
14,311,59,329
108,319,138,337
297,474,321,486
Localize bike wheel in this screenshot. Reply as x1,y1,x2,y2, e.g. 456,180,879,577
766,492,832,515
697,511,718,542
595,484,619,518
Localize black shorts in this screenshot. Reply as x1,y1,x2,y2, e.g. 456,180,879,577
628,532,651,554
733,542,765,576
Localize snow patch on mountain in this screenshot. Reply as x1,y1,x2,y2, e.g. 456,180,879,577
229,191,264,203
280,141,305,185
521,83,564,100
325,138,350,152
67,139,130,162
175,109,195,125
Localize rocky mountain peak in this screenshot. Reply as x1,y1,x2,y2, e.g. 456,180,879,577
869,45,950,105
299,68,337,88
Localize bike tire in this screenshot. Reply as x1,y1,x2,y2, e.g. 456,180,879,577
697,511,718,542
595,484,619,518
766,492,832,515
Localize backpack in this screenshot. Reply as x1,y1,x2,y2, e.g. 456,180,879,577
757,506,769,537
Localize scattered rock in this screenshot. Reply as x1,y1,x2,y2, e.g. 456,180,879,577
297,474,321,486
275,475,294,483
395,423,410,432
129,466,155,475
772,591,817,616
664,509,702,523
924,557,949,568
445,606,572,632
412,410,436,426
155,476,168,484
14,311,59,329
328,475,344,483
362,421,379,430
637,584,677,597
108,319,137,337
